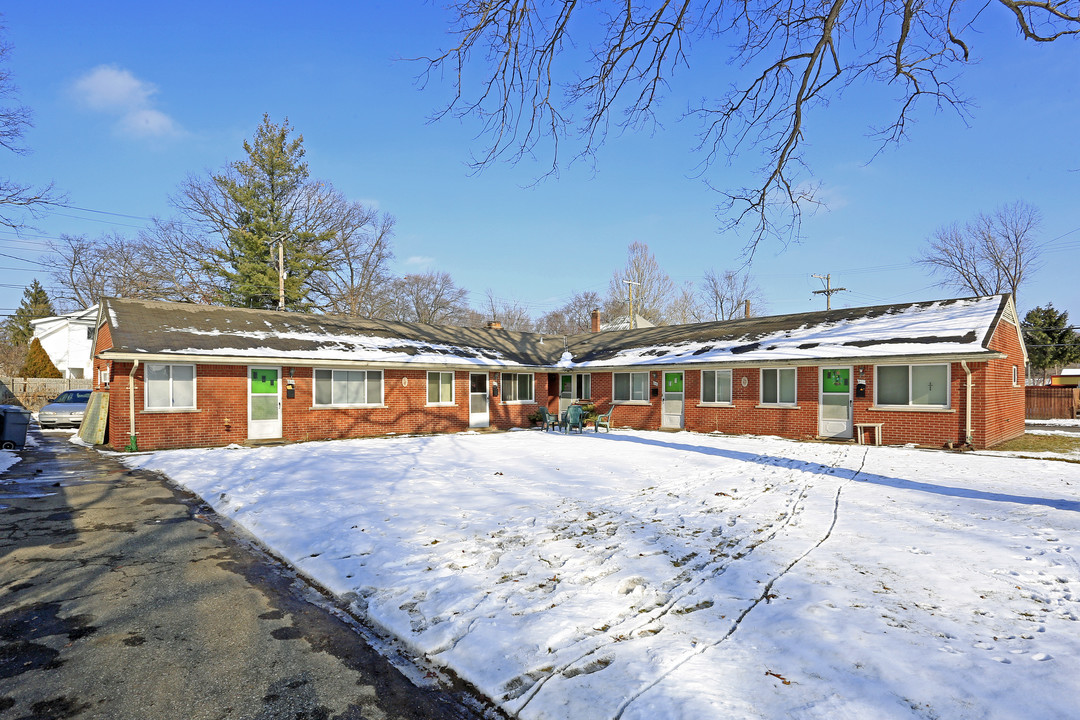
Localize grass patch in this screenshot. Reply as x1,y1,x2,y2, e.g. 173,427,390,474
992,433,1080,454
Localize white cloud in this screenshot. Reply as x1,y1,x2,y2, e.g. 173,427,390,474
71,64,183,139
404,255,435,268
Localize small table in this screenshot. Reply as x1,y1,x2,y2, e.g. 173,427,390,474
854,422,883,446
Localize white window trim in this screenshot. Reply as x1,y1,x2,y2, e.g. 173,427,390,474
500,372,535,404
426,370,456,406
699,368,734,407
612,371,650,403
873,363,951,409
759,367,797,406
313,368,385,408
144,362,197,411
1012,365,1019,387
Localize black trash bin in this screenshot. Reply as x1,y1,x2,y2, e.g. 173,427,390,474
0,406,32,451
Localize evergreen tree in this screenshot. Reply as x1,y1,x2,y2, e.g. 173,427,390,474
20,337,61,378
3,279,55,346
204,114,334,310
1022,304,1080,383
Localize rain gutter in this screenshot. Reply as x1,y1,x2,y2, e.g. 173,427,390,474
127,359,139,452
960,361,973,446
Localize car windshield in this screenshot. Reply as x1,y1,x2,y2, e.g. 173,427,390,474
54,391,91,404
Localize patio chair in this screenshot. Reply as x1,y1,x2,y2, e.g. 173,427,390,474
563,404,585,434
594,406,614,433
539,408,559,431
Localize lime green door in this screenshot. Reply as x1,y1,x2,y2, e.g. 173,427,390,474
819,367,852,439
248,366,282,440
662,371,684,429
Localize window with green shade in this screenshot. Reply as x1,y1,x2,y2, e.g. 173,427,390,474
875,364,949,407
761,368,796,405
314,369,383,407
427,371,455,405
701,369,732,404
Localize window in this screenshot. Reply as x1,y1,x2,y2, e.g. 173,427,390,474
314,369,383,406
875,364,949,407
560,373,591,400
427,371,455,405
145,363,195,409
1012,365,1019,386
613,372,649,402
501,373,534,402
701,369,733,404
761,368,796,405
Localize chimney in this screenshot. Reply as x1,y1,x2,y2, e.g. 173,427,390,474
486,320,503,329
590,309,601,333
744,299,751,319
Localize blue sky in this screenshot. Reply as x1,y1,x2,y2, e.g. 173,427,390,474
2,2,1078,324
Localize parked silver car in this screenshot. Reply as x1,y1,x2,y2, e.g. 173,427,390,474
38,390,92,428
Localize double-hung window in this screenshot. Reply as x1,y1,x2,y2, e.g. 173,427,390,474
501,373,534,402
701,369,733,404
145,363,196,410
314,369,383,407
876,364,949,408
427,371,455,405
760,368,796,405
613,371,649,402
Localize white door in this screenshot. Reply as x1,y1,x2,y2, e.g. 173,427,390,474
819,367,852,439
248,366,282,440
661,371,684,429
469,373,489,428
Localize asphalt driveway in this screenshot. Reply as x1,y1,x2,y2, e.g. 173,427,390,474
0,430,492,720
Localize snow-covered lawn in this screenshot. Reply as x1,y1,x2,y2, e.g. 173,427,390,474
119,430,1080,719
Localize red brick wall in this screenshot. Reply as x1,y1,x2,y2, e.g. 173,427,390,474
100,363,546,451
977,319,1026,448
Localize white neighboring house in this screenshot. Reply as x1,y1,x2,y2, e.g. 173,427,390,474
30,305,99,379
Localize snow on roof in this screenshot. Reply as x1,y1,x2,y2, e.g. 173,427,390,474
99,295,1009,369
565,295,1007,367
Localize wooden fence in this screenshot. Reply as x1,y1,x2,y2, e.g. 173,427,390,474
0,377,93,412
1025,386,1080,420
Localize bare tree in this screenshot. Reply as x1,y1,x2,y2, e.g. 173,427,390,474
699,269,766,320
1,19,63,231
607,242,675,326
43,232,182,310
460,290,535,330
386,271,470,324
667,281,705,325
420,3,1079,256
915,201,1043,303
536,290,603,334
307,195,396,318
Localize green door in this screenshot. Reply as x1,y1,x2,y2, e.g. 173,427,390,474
248,366,282,440
819,367,852,439
662,371,684,429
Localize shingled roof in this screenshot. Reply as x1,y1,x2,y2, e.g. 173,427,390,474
96,294,1015,369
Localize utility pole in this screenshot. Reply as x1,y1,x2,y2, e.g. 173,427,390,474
811,273,846,311
623,280,641,329
268,233,288,310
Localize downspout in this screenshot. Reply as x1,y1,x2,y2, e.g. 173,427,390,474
126,359,139,452
960,361,973,447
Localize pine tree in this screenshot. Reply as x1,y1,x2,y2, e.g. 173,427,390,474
20,337,62,378
1022,304,1080,383
205,114,333,310
3,279,56,346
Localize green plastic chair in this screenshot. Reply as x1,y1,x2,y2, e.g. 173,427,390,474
594,406,614,433
563,404,585,433
540,408,559,431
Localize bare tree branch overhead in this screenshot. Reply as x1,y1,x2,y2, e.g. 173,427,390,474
420,1,1079,256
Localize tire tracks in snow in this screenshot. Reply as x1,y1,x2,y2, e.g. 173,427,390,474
611,445,870,720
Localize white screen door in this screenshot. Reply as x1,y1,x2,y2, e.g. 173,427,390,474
248,366,282,440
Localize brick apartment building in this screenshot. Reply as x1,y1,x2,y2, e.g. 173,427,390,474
89,294,1026,451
